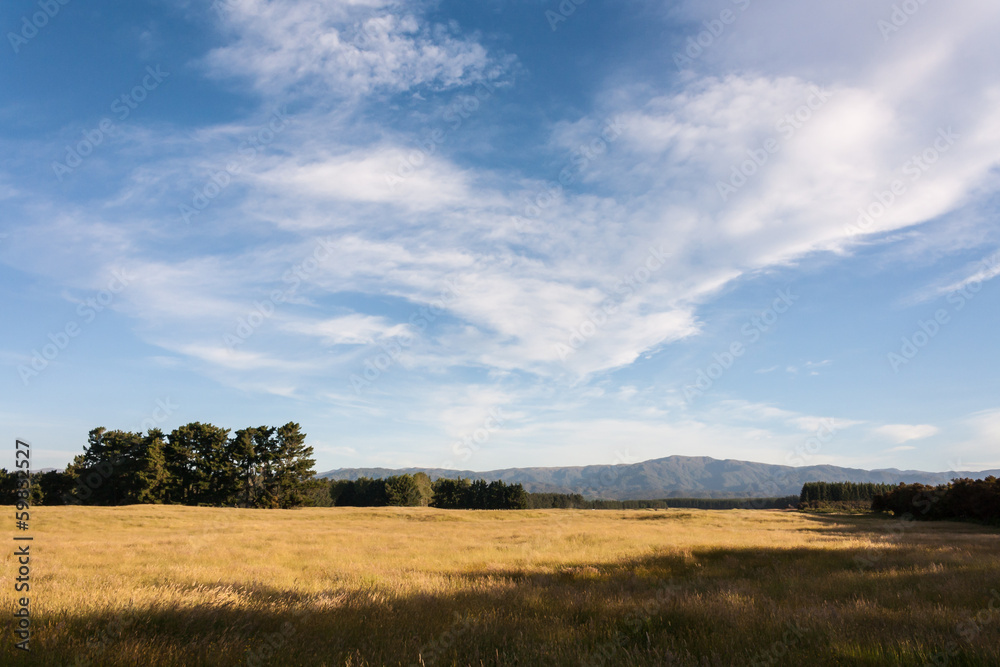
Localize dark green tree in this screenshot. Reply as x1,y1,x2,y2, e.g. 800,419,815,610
36,470,75,505
118,429,170,504
72,428,137,505
230,426,275,507
265,422,317,508
430,478,471,509
385,474,421,506
167,423,233,505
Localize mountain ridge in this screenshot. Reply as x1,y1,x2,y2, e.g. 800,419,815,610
317,455,999,500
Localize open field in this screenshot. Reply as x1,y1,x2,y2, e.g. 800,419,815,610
3,506,999,666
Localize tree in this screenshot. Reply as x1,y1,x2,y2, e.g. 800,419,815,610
73,427,136,505
230,426,275,507
302,478,333,507
166,423,233,505
429,477,528,509
118,429,170,504
0,469,21,505
36,470,75,505
329,479,355,506
51,420,319,509
412,472,433,506
503,482,529,510
266,422,317,508
431,478,471,509
163,426,195,504
385,475,421,506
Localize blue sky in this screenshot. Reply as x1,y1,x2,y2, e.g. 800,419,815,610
2,0,999,475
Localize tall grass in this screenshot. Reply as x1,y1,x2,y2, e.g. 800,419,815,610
2,506,998,665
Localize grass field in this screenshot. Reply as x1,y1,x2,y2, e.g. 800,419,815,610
3,506,999,666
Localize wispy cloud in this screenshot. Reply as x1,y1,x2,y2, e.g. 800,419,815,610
874,424,940,444
204,0,505,98
4,0,1000,471
283,314,411,346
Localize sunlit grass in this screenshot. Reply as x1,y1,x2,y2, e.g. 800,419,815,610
2,506,998,665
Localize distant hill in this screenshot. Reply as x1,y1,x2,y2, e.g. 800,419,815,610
317,455,1000,500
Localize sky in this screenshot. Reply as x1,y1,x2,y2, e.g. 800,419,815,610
2,0,999,475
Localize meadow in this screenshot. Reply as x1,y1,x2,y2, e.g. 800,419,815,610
3,506,999,666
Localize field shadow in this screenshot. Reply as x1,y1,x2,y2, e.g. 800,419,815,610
13,531,1000,667
795,511,1000,539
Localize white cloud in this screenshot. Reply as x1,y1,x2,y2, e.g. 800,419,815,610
6,0,1000,475
27,2,1000,392
874,424,940,444
204,0,500,97
702,400,862,436
919,250,1000,302
283,314,410,345
920,408,1000,471
252,146,477,210
173,343,315,372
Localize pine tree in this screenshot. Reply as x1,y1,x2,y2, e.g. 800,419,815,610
166,423,233,505
118,429,170,504
230,426,275,507
268,422,317,508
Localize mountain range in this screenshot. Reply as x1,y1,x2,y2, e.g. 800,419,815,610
318,456,1000,500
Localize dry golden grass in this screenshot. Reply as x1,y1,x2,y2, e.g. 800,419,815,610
2,506,999,666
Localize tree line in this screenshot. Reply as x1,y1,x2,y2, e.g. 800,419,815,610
329,475,529,510
18,452,994,522
324,480,799,511
872,477,1000,523
527,493,799,510
799,481,896,503
329,474,434,507
798,481,896,510
0,422,317,508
